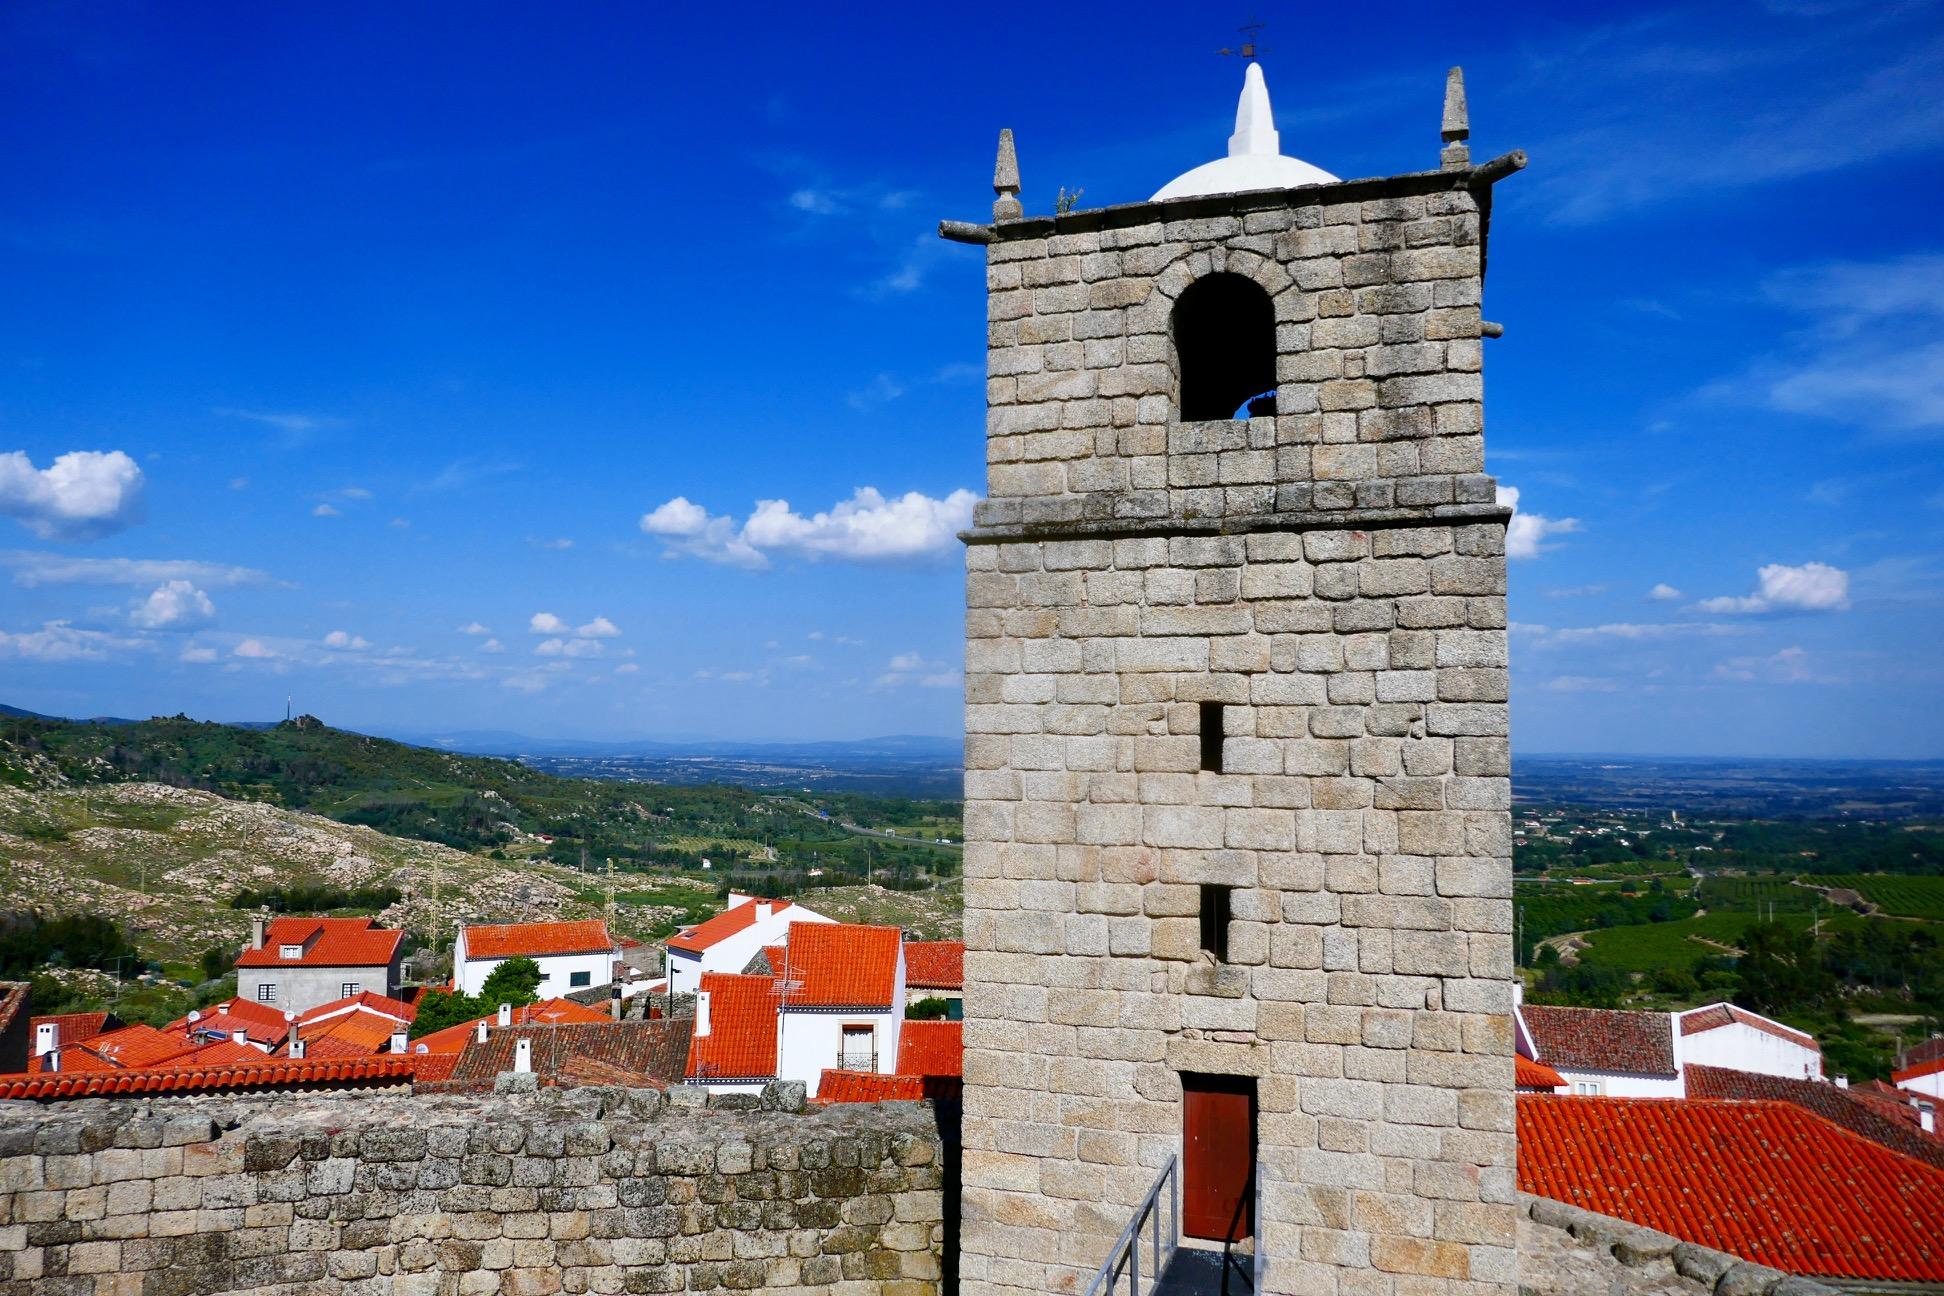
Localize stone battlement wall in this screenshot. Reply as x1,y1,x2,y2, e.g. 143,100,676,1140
0,1085,947,1296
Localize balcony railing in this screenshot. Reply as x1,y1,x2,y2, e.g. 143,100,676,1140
1083,1155,1178,1296
835,1050,876,1072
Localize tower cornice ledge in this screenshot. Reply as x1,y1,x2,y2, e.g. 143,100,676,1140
939,151,1526,244
960,500,1513,546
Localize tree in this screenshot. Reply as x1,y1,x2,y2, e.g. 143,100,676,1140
408,989,479,1040
199,945,232,984
478,956,542,1008
1735,921,1837,1016
906,997,952,1021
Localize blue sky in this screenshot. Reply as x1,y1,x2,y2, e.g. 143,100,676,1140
2,1,1941,755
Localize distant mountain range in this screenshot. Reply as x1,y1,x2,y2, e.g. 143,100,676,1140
391,728,961,762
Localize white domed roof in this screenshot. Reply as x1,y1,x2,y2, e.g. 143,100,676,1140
1152,62,1338,201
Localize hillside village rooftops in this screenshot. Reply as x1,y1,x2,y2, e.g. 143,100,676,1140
235,916,402,968
687,973,778,1081
1521,1004,1677,1075
1686,1064,1943,1170
410,997,608,1055
1678,1002,1820,1051
29,1011,119,1046
1517,1096,1944,1283
0,1053,421,1102
460,919,615,960
902,941,964,991
32,1024,194,1073
777,923,900,1009
298,990,415,1026
431,1019,690,1091
667,899,793,954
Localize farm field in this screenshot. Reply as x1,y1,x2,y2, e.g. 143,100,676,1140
1696,875,1823,914
1575,908,1871,973
1820,874,1944,921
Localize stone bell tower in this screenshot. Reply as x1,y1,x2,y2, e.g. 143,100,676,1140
942,64,1524,1296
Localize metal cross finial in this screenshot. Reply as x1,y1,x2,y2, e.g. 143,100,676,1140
1217,17,1269,60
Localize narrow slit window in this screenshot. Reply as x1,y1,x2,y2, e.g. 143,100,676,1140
1199,701,1225,773
1200,885,1232,963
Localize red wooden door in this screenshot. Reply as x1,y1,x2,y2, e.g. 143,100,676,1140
1182,1073,1255,1242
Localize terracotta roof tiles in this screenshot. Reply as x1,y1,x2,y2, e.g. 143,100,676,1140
778,923,900,1009
897,1020,962,1079
1515,1055,1566,1091
461,919,615,961
409,997,608,1055
0,1054,421,1102
435,1020,690,1090
686,974,777,1081
1678,1002,1819,1052
1894,1054,1944,1085
818,1070,925,1102
29,1011,119,1046
903,941,964,991
1518,1096,1944,1282
667,900,793,955
234,917,402,969
1521,1004,1676,1076
1685,1065,1944,1170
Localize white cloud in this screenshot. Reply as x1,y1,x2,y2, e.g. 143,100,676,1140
323,630,372,651
1498,484,1581,560
1518,620,1745,646
179,644,218,663
212,408,346,444
1540,675,1622,693
643,486,977,569
0,450,145,541
0,620,147,662
529,612,569,635
576,616,620,638
1695,561,1850,614
479,638,504,653
846,373,905,412
1648,583,1683,600
1713,645,1842,685
615,662,639,675
1,552,278,589
312,503,340,518
536,637,604,658
232,638,276,659
887,651,927,672
459,621,492,635
789,188,840,215
876,651,960,689
129,580,215,630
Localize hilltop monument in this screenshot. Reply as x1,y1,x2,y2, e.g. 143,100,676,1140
943,59,1524,1296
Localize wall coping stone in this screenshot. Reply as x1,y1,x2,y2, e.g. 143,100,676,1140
1518,1192,1846,1296
963,500,1512,545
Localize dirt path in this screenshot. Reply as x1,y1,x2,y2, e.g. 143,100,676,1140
1541,931,1589,965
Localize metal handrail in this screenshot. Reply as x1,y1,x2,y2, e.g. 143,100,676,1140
1083,1155,1179,1296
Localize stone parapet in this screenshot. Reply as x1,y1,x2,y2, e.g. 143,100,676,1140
1516,1193,1844,1296
0,1085,948,1295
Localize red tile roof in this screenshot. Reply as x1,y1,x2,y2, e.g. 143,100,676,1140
234,917,402,968
1904,1036,1944,1070
29,1012,120,1046
430,1020,690,1091
171,996,293,1036
0,1053,422,1101
409,997,609,1054
686,974,778,1081
461,919,615,960
293,1009,405,1058
1515,1055,1566,1091
1521,1004,1676,1076
667,899,793,954
1678,1003,1819,1052
903,941,965,991
897,1020,962,1079
1686,1065,1944,1170
1894,1054,1944,1085
299,991,416,1026
46,1024,195,1072
819,1070,925,1102
1517,1096,1944,1282
778,923,900,1009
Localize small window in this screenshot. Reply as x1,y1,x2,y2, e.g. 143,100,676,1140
1574,1080,1602,1097
570,970,592,988
279,944,303,960
1200,885,1232,962
839,1024,875,1071
1173,273,1276,420
1199,701,1225,773
255,983,276,1002
340,983,360,999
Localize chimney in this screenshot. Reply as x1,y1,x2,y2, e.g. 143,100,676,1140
45,1048,60,1073
290,1036,307,1060
497,1003,512,1028
610,985,623,1022
513,1038,532,1074
695,990,712,1037
250,912,267,951
33,1022,57,1058
1835,1075,1849,1089
235,1028,247,1047
475,1019,489,1044
1921,1106,1935,1136
755,902,773,923
390,1028,408,1053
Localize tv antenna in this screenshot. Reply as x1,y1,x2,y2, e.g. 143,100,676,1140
1217,17,1268,60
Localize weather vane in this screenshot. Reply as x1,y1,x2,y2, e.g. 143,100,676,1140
1217,17,1268,61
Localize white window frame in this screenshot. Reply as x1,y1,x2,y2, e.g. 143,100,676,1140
1573,1080,1603,1096
280,944,303,960
838,1023,876,1072
340,982,361,999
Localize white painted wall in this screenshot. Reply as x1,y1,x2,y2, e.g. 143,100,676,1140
1551,1067,1686,1099
663,902,834,999
1677,1018,1822,1081
1899,1070,1944,1101
455,947,618,999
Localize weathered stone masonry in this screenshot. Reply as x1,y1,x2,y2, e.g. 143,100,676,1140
953,158,1524,1295
0,1086,946,1295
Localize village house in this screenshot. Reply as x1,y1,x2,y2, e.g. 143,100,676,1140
900,939,964,1018
452,919,619,998
663,893,831,999
1517,996,1827,1097
233,915,403,1016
